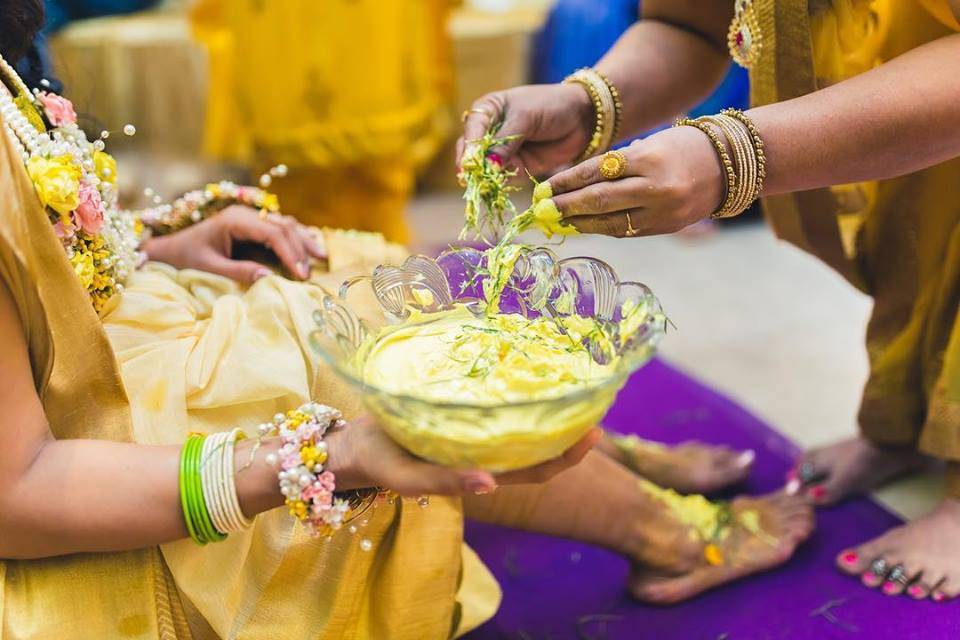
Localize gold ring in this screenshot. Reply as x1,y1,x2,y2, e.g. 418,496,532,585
461,107,494,123
599,150,628,180
624,211,638,237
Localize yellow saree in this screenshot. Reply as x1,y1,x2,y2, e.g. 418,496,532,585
0,113,498,636
750,0,960,470
191,0,456,244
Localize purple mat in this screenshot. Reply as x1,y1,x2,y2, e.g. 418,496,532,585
463,359,960,639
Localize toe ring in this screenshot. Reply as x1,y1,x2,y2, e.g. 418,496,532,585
799,461,816,482
870,558,888,577
888,565,909,585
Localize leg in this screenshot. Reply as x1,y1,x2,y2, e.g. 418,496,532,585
597,430,754,494
464,450,814,604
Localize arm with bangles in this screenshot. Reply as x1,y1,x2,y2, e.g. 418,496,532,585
0,280,596,560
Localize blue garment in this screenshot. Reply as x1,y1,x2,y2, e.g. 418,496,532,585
531,0,748,138
44,0,160,34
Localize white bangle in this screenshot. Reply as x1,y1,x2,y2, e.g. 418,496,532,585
200,429,252,535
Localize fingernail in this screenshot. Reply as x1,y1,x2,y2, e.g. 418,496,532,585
933,592,948,602
486,152,503,167
737,450,756,468
299,261,310,278
253,268,271,282
882,581,898,595
808,485,826,500
465,478,496,495
841,551,858,566
908,585,924,597
786,479,801,495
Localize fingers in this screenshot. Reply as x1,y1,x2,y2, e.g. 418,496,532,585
389,457,497,497
567,210,652,238
203,254,272,285
552,177,652,218
226,212,310,279
294,222,327,260
495,427,602,485
459,92,527,167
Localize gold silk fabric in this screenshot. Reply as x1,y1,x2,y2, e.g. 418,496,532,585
0,111,498,635
190,0,456,242
750,1,960,471
0,113,190,638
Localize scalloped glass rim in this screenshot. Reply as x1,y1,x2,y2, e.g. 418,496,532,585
308,245,666,411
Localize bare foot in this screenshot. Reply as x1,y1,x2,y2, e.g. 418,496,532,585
624,483,814,605
786,437,928,505
836,498,960,602
599,432,754,494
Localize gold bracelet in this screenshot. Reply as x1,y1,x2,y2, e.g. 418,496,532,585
594,69,624,145
674,117,737,219
564,68,617,162
721,109,766,198
699,115,756,216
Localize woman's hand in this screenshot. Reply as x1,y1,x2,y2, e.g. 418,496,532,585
141,205,326,283
547,125,726,237
327,416,602,497
457,83,595,177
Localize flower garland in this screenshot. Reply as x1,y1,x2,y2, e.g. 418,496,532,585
0,53,141,312
139,181,280,238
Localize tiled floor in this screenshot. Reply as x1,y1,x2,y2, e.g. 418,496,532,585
408,190,944,520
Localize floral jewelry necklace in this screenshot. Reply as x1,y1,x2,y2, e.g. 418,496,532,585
728,0,762,69
0,52,142,312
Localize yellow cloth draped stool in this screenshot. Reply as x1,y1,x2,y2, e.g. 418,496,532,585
751,0,960,479
191,0,456,244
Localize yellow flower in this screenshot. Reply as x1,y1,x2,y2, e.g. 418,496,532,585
27,155,81,216
531,198,578,239
70,251,96,290
260,193,280,212
93,151,118,185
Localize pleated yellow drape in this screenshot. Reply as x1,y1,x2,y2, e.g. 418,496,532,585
191,0,456,243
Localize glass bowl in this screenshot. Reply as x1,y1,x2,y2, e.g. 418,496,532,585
309,245,666,472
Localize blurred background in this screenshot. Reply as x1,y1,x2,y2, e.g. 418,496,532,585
34,0,937,515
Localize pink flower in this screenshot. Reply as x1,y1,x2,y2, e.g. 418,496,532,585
38,92,77,127
316,470,336,491
53,219,74,240
74,183,104,234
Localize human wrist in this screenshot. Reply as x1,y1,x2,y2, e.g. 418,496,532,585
233,437,285,517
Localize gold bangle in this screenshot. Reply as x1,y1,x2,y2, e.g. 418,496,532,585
564,68,617,162
564,75,605,162
594,69,624,145
674,117,738,219
699,115,756,215
721,109,766,198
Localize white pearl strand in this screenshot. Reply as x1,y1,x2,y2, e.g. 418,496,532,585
0,51,142,295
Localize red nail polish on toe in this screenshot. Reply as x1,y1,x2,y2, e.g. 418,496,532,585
882,582,899,595
841,551,858,565
862,573,878,586
809,485,826,500
908,585,924,598
933,592,948,603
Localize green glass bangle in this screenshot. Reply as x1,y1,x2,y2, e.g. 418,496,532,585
179,435,202,544
187,436,211,544
189,435,226,544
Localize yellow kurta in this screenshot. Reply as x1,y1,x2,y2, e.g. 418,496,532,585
0,114,498,636
751,1,960,471
191,0,456,244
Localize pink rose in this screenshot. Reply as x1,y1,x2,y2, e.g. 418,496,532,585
39,92,77,127
74,183,104,234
